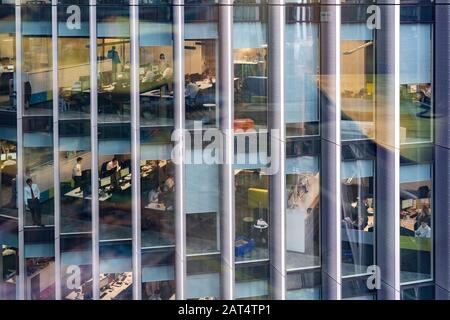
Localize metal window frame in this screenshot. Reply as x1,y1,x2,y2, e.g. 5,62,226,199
52,0,61,300
319,0,342,300
268,0,286,300
219,0,235,300
89,0,100,300
130,0,142,300
15,0,25,300
375,0,401,300
173,0,186,300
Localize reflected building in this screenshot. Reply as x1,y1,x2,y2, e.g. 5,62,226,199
0,0,448,300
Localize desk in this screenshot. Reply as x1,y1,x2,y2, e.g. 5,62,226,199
196,80,213,90
64,187,112,202
145,202,167,211
99,273,133,300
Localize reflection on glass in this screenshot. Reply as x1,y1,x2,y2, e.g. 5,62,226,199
0,3,18,300
141,248,175,300
61,234,92,300
341,24,375,140
401,284,434,300
235,262,269,300
341,149,375,276
400,160,432,283
22,3,55,230
141,159,175,247
59,122,92,234
233,6,270,299
184,39,217,128
400,23,433,144
186,255,220,300
26,257,55,300
234,169,269,262
97,133,132,240
97,5,132,241
97,6,130,123
99,241,132,300
234,4,268,130
286,269,321,300
342,276,376,300
286,140,320,270
285,6,319,137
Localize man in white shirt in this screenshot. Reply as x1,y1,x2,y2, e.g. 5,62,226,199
415,221,431,238
24,178,42,226
72,157,83,188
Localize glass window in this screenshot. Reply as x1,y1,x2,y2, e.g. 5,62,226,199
286,269,321,300
235,262,269,300
286,139,320,270
285,5,320,138
186,255,220,299
141,248,175,300
21,2,56,298
341,275,376,300
341,5,375,141
61,234,93,300
0,3,18,299
99,241,133,300
400,148,433,284
341,142,376,277
399,15,433,144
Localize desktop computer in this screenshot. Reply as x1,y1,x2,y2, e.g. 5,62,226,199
100,176,111,188
120,167,129,178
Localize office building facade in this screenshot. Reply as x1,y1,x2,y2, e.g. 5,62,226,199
0,0,448,300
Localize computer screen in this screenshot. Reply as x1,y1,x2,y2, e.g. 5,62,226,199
402,199,413,210
120,167,129,178
0,154,5,161
100,176,111,187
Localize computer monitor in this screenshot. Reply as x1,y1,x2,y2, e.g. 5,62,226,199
402,199,413,210
0,154,5,161
9,153,16,160
120,167,129,178
100,176,111,187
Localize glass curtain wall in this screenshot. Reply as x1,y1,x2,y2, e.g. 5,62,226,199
233,0,270,299
399,2,434,295
97,0,133,300
340,3,376,298
0,2,18,300
285,2,321,300
139,0,176,300
21,0,56,300
184,0,221,300
57,0,93,300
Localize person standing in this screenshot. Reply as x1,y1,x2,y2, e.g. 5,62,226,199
107,46,121,81
24,178,42,226
72,157,83,189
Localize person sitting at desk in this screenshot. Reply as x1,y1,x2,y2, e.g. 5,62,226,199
410,204,431,230
163,174,175,192
185,77,199,100
72,157,83,188
148,186,162,204
106,157,121,175
142,68,156,83
415,221,431,238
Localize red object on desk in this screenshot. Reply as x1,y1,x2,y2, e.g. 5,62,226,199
234,118,255,132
